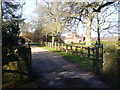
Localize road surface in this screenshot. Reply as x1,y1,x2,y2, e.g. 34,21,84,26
31,46,110,88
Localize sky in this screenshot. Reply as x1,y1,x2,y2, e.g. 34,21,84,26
22,0,37,22
22,0,119,37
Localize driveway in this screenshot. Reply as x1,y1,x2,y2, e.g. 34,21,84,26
31,46,110,88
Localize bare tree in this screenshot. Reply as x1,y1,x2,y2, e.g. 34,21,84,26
35,1,68,45
62,1,117,46
34,0,118,46
92,1,120,45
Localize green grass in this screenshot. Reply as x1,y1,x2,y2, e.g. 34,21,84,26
42,46,93,71
65,41,117,46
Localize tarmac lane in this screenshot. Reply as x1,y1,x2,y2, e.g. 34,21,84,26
31,46,110,88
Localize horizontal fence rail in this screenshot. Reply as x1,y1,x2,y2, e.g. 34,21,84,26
46,42,95,58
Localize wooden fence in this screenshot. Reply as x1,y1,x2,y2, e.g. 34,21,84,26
44,42,103,74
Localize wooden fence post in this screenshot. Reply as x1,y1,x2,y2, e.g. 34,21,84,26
80,47,83,57
28,47,32,80
47,42,49,47
50,43,52,48
95,46,100,74
58,43,60,50
40,41,42,46
48,42,50,47
51,42,53,48
92,47,95,72
45,42,46,46
70,45,73,54
49,42,50,48
100,44,103,73
51,43,52,48
66,45,68,53
75,46,78,55
46,42,47,47
55,42,57,50
59,43,61,50
88,47,90,58
61,44,64,51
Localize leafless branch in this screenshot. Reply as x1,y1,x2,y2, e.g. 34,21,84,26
102,23,118,31
93,2,115,12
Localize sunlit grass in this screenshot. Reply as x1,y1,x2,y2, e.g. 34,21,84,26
41,46,93,71
65,41,117,46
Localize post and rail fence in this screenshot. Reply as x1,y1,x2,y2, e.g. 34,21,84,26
39,41,103,74
39,41,120,84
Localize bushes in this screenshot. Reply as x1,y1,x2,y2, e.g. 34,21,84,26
103,44,119,86
2,46,32,88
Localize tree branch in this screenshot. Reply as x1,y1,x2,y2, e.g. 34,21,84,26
93,2,115,12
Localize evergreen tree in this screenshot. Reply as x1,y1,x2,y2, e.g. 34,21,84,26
2,0,24,65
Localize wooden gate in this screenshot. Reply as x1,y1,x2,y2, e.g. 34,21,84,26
93,44,103,74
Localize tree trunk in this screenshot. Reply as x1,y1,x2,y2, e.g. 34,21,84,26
97,28,100,45
46,32,47,42
57,34,61,43
97,14,101,45
52,36,55,47
85,17,92,47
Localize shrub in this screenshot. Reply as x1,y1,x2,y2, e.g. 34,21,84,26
102,44,118,86
2,46,32,88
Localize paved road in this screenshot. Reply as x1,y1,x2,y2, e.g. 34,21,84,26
31,46,110,88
